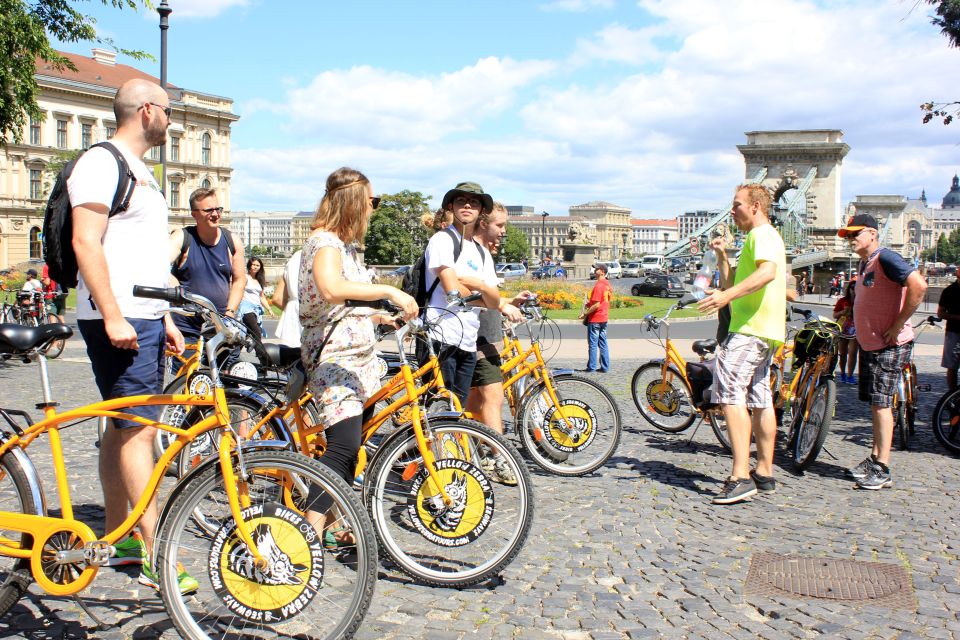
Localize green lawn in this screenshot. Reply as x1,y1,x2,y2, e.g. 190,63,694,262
543,297,706,320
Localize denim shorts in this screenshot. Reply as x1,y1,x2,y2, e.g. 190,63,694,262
78,318,165,429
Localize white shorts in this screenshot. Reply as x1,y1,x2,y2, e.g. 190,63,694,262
712,333,773,409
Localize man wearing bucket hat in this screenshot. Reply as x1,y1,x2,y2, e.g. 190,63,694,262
421,181,502,407
839,213,927,490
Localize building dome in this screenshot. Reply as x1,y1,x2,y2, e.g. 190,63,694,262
943,174,960,209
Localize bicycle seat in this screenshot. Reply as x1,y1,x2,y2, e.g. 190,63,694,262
263,343,301,367
0,323,72,354
692,339,718,356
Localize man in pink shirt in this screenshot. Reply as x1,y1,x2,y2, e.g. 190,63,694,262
839,214,926,490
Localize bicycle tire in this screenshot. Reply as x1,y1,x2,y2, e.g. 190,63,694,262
156,449,377,640
515,374,621,476
769,363,785,427
793,378,835,470
40,315,65,359
364,418,533,587
630,362,695,432
931,388,960,455
0,450,41,618
894,395,909,451
708,410,731,452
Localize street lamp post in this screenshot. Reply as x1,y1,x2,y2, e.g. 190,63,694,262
540,211,549,262
158,0,172,196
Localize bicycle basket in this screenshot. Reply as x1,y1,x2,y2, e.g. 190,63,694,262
791,321,840,372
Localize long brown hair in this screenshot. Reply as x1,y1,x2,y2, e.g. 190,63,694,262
311,167,372,244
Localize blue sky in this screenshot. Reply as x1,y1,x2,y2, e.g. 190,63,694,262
55,0,960,217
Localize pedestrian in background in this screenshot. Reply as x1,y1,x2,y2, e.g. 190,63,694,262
238,257,275,341
579,263,611,373
833,281,858,385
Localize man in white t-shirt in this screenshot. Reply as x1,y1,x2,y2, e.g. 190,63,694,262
422,182,502,405
69,78,192,593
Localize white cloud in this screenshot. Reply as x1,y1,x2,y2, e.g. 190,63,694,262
232,0,960,218
540,0,615,12
165,0,250,19
570,23,669,65
260,57,555,145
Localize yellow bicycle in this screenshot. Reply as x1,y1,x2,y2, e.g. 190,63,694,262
0,286,377,640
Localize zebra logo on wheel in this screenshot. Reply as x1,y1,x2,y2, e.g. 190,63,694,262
209,502,324,624
407,458,495,547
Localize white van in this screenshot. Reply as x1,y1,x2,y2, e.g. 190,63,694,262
641,255,666,274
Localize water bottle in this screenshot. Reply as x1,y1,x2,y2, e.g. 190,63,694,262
691,249,718,300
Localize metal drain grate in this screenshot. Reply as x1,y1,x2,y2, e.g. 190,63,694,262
744,552,916,610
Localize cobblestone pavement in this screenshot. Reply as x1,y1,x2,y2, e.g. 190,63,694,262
0,341,958,639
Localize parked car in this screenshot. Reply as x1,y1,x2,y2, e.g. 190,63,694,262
631,274,686,298
590,261,623,279
532,264,566,280
621,261,642,278
495,263,527,278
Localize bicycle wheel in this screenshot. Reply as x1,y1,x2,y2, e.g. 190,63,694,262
364,418,533,587
516,374,621,476
40,315,65,359
708,410,730,452
630,362,695,432
931,388,960,455
156,450,377,640
0,450,41,618
769,363,785,426
793,378,835,470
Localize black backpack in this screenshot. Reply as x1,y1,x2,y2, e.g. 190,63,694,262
400,227,485,309
42,142,136,288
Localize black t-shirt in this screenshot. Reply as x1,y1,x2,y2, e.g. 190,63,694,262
939,280,960,333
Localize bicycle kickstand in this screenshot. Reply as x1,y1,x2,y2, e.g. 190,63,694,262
819,445,838,461
71,595,115,631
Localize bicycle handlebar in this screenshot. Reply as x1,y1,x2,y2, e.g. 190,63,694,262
344,298,403,314
132,285,188,305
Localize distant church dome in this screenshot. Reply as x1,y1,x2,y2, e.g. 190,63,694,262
943,174,960,209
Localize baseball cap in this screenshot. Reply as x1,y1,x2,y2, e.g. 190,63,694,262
837,214,879,238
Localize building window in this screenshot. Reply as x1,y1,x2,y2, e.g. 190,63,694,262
201,133,211,166
170,181,180,209
170,136,180,161
81,123,92,149
29,227,41,260
29,169,42,200
29,119,41,145
106,126,116,139
201,178,211,189
148,146,160,161
56,119,67,148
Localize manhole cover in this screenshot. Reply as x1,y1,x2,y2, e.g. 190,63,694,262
744,552,915,610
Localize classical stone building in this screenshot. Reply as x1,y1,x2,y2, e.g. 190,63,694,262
228,211,301,256
0,48,238,269
630,218,678,256
567,201,633,261
506,201,634,262
506,209,577,261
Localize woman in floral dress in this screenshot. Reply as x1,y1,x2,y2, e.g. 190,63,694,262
299,167,417,542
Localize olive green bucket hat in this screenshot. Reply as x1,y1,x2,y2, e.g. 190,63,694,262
441,181,494,213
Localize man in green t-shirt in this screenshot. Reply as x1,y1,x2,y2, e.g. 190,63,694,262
698,183,786,505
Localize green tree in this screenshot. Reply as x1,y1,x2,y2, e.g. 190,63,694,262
1,0,151,145
921,1,960,124
41,147,81,196
363,190,433,265
500,223,530,262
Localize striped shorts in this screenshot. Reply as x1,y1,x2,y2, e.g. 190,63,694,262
712,332,774,409
859,342,913,408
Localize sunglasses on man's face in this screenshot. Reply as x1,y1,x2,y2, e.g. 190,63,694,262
140,102,172,118
194,207,224,215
